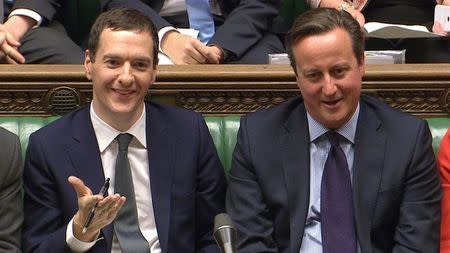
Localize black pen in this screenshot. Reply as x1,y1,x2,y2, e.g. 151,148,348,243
82,178,110,234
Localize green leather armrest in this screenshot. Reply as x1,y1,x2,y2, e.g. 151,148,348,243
426,118,450,154
205,116,240,177
0,117,59,158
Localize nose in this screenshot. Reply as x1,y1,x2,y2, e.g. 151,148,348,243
322,75,337,96
117,63,134,86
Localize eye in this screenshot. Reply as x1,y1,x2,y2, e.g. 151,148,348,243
330,67,347,79
132,61,150,71
305,72,321,82
105,59,120,68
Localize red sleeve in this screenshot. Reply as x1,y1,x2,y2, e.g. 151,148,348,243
438,128,450,252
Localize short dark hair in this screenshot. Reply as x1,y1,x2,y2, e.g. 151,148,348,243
87,7,159,68
285,8,365,74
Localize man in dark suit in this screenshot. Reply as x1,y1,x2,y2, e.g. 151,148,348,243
22,8,226,253
0,0,102,64
0,127,23,253
226,8,441,253
104,0,285,64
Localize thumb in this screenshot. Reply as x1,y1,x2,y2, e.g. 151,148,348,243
68,176,92,198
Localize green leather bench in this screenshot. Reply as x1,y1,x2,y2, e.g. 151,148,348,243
0,116,449,175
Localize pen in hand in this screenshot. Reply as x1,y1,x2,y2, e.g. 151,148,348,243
82,178,110,234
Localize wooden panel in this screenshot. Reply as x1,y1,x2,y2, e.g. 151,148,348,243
0,64,448,117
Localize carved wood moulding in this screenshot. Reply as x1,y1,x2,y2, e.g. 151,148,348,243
0,64,448,117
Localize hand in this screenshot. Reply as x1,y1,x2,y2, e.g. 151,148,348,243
0,15,36,64
432,21,450,37
161,31,220,64
68,176,125,242
205,45,224,64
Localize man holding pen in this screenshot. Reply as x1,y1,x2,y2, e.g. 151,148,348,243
22,7,226,253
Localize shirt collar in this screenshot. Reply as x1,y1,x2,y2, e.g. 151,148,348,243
90,103,147,152
307,102,360,144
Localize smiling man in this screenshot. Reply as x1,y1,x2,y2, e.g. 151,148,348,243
226,8,441,253
22,8,226,253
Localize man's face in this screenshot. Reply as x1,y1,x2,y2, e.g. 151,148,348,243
292,28,364,129
84,28,156,126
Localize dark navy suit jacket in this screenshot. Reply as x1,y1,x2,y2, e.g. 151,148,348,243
22,102,226,253
227,95,441,253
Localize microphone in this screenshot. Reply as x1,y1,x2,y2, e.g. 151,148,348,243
213,213,237,253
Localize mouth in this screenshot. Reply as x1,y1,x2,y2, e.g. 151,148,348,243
322,98,342,109
112,88,135,96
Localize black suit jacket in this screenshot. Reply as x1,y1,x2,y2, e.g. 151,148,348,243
226,95,441,253
12,0,103,43
22,102,226,253
103,0,282,59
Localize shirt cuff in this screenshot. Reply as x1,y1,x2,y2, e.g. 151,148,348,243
158,26,178,52
66,218,102,252
8,9,42,27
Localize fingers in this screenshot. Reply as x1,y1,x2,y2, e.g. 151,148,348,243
95,195,126,221
0,25,25,64
162,32,216,64
189,40,214,64
4,47,25,64
432,22,450,37
83,194,125,234
5,32,21,47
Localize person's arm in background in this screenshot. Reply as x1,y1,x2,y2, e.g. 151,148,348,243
207,0,282,63
0,14,34,64
305,0,365,26
0,128,23,253
433,0,450,36
103,0,220,64
438,128,450,252
0,0,61,64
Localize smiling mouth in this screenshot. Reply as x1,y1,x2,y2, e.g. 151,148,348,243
113,89,134,95
323,99,341,107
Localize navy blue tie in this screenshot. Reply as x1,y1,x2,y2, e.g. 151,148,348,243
185,0,215,43
321,131,357,253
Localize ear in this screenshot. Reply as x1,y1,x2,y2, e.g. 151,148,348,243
84,50,93,81
358,55,365,76
149,66,157,86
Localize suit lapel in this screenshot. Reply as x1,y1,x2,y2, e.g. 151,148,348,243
282,104,311,253
352,101,385,253
66,107,114,251
146,103,173,252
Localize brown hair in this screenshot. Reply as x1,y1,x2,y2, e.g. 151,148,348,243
87,7,159,68
285,8,365,74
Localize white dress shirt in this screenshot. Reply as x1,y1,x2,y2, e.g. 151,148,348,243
66,103,160,253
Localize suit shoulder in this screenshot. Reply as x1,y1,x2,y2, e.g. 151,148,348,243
242,97,303,126
146,101,203,123
31,106,88,138
362,96,422,122
361,95,425,133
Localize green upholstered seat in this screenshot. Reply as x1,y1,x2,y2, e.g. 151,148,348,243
0,116,448,174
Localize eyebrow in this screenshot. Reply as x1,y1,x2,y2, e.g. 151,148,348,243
102,54,152,64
